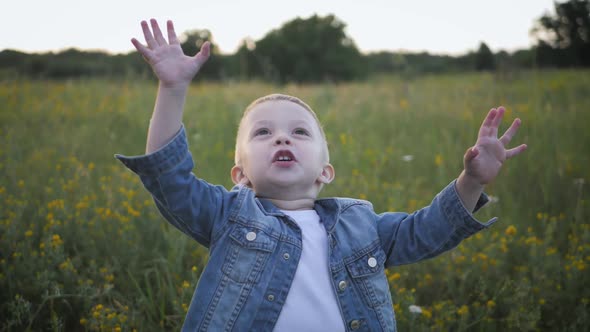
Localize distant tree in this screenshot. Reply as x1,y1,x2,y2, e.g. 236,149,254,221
366,51,408,74
531,0,590,66
475,42,496,71
510,49,535,68
233,38,262,80
253,14,366,83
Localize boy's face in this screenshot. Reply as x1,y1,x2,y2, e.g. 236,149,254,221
231,100,334,201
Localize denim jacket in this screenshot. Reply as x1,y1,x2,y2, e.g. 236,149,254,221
115,126,496,332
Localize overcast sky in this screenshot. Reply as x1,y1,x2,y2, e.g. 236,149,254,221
3,0,556,55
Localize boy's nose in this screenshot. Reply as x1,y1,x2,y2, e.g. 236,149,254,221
275,136,291,145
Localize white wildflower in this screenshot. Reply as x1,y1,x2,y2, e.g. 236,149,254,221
401,155,414,162
408,304,422,314
573,178,585,185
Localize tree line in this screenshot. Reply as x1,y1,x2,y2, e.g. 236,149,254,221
1,0,588,83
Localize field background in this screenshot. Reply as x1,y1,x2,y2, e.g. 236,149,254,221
1,70,589,331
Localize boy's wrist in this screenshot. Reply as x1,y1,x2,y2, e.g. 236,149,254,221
457,171,484,193
159,81,191,93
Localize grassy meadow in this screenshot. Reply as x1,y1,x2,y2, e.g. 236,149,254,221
1,70,589,331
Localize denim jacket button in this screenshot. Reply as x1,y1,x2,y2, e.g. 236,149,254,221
283,253,290,260
267,294,275,301
367,257,377,268
338,280,347,291
349,319,360,330
246,231,257,241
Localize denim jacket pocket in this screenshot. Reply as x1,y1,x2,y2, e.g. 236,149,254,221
222,225,277,284
345,245,390,308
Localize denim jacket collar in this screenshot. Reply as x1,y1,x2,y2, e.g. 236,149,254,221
231,184,344,233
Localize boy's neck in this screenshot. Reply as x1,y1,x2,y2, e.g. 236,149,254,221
267,198,315,211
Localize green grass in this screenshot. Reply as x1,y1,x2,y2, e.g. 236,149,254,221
1,70,589,331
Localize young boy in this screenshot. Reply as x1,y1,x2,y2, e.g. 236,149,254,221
116,19,527,331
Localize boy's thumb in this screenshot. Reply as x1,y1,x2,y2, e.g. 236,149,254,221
465,146,479,161
197,42,211,60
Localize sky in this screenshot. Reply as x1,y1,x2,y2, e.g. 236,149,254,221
2,0,557,55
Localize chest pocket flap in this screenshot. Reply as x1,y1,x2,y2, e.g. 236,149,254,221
228,226,276,252
223,225,277,284
345,245,390,307
346,246,386,277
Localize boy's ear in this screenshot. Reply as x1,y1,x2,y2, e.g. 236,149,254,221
231,165,250,186
317,163,335,185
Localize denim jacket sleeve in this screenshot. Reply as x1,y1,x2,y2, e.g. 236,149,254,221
114,125,234,248
377,180,497,267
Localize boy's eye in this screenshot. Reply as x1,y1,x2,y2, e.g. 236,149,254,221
254,128,271,136
294,128,310,136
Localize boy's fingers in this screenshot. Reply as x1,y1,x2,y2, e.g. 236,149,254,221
492,106,505,128
150,19,167,45
489,106,504,137
506,144,527,159
481,108,496,128
479,108,496,138
131,38,152,60
499,118,521,146
167,20,179,45
141,20,157,49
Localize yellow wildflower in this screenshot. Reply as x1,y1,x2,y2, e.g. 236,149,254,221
457,305,469,316
435,154,443,167
505,225,517,236
399,99,409,109
486,300,496,309
389,272,401,282
51,234,63,247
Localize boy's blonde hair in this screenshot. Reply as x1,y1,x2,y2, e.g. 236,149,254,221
234,94,329,165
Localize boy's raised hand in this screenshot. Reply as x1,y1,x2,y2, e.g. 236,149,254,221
463,107,527,185
131,19,210,89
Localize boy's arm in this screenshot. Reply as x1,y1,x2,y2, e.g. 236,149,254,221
130,19,210,153
116,127,234,247
115,20,228,247
378,106,527,266
377,180,493,267
455,106,527,212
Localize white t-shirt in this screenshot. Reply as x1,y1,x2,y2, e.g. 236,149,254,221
273,209,345,332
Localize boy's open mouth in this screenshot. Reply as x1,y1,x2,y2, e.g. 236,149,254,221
273,150,296,166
